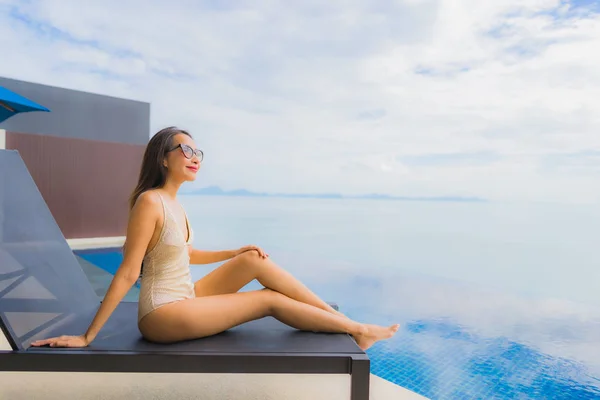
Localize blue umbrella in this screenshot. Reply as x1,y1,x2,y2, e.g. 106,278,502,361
0,86,50,123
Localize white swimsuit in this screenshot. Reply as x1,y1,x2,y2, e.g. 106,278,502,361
137,192,195,322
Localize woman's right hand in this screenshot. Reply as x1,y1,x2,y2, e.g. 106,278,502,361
236,245,268,259
31,334,90,348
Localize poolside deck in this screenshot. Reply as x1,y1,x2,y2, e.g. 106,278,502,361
0,369,427,400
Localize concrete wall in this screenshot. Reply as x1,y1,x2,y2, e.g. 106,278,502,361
5,131,145,239
0,78,151,239
0,76,150,145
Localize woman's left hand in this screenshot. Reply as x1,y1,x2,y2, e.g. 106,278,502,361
236,245,269,259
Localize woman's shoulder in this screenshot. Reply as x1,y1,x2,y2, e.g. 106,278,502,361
133,190,164,216
137,189,162,201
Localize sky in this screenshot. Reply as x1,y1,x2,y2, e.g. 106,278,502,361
1,0,599,204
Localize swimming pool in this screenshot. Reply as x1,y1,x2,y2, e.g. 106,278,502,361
75,247,600,400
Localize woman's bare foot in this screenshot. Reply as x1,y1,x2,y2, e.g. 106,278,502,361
353,323,400,351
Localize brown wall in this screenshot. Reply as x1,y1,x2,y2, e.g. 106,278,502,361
6,131,146,239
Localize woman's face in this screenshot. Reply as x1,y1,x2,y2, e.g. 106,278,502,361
163,133,203,182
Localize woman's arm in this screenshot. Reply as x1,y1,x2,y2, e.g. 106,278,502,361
31,191,160,348
189,245,268,265
189,248,237,265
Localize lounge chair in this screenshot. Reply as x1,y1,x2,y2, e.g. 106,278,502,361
0,149,370,399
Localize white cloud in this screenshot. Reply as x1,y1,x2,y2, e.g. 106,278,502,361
1,0,599,203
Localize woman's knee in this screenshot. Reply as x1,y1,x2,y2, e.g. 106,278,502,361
235,250,266,273
259,288,287,314
235,249,261,263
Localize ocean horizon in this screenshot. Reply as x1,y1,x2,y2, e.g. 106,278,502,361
180,194,600,308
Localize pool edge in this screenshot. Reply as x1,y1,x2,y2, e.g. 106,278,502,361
67,236,126,250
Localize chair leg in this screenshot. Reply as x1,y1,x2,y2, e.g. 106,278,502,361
350,354,370,400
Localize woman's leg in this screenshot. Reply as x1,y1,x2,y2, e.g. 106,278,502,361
193,251,346,318
139,288,399,350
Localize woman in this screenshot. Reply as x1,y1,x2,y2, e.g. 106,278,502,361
31,127,399,351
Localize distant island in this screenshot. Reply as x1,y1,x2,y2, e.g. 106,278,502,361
181,185,487,203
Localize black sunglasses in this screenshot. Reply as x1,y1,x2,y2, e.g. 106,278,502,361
168,143,204,162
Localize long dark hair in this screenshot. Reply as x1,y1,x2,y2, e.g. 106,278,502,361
125,126,192,277
128,126,192,210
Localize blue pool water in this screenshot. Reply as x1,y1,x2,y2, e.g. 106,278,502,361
75,195,600,399
77,248,124,276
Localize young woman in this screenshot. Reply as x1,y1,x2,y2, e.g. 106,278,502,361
31,127,399,351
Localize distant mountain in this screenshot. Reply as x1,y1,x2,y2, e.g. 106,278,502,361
182,185,487,202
